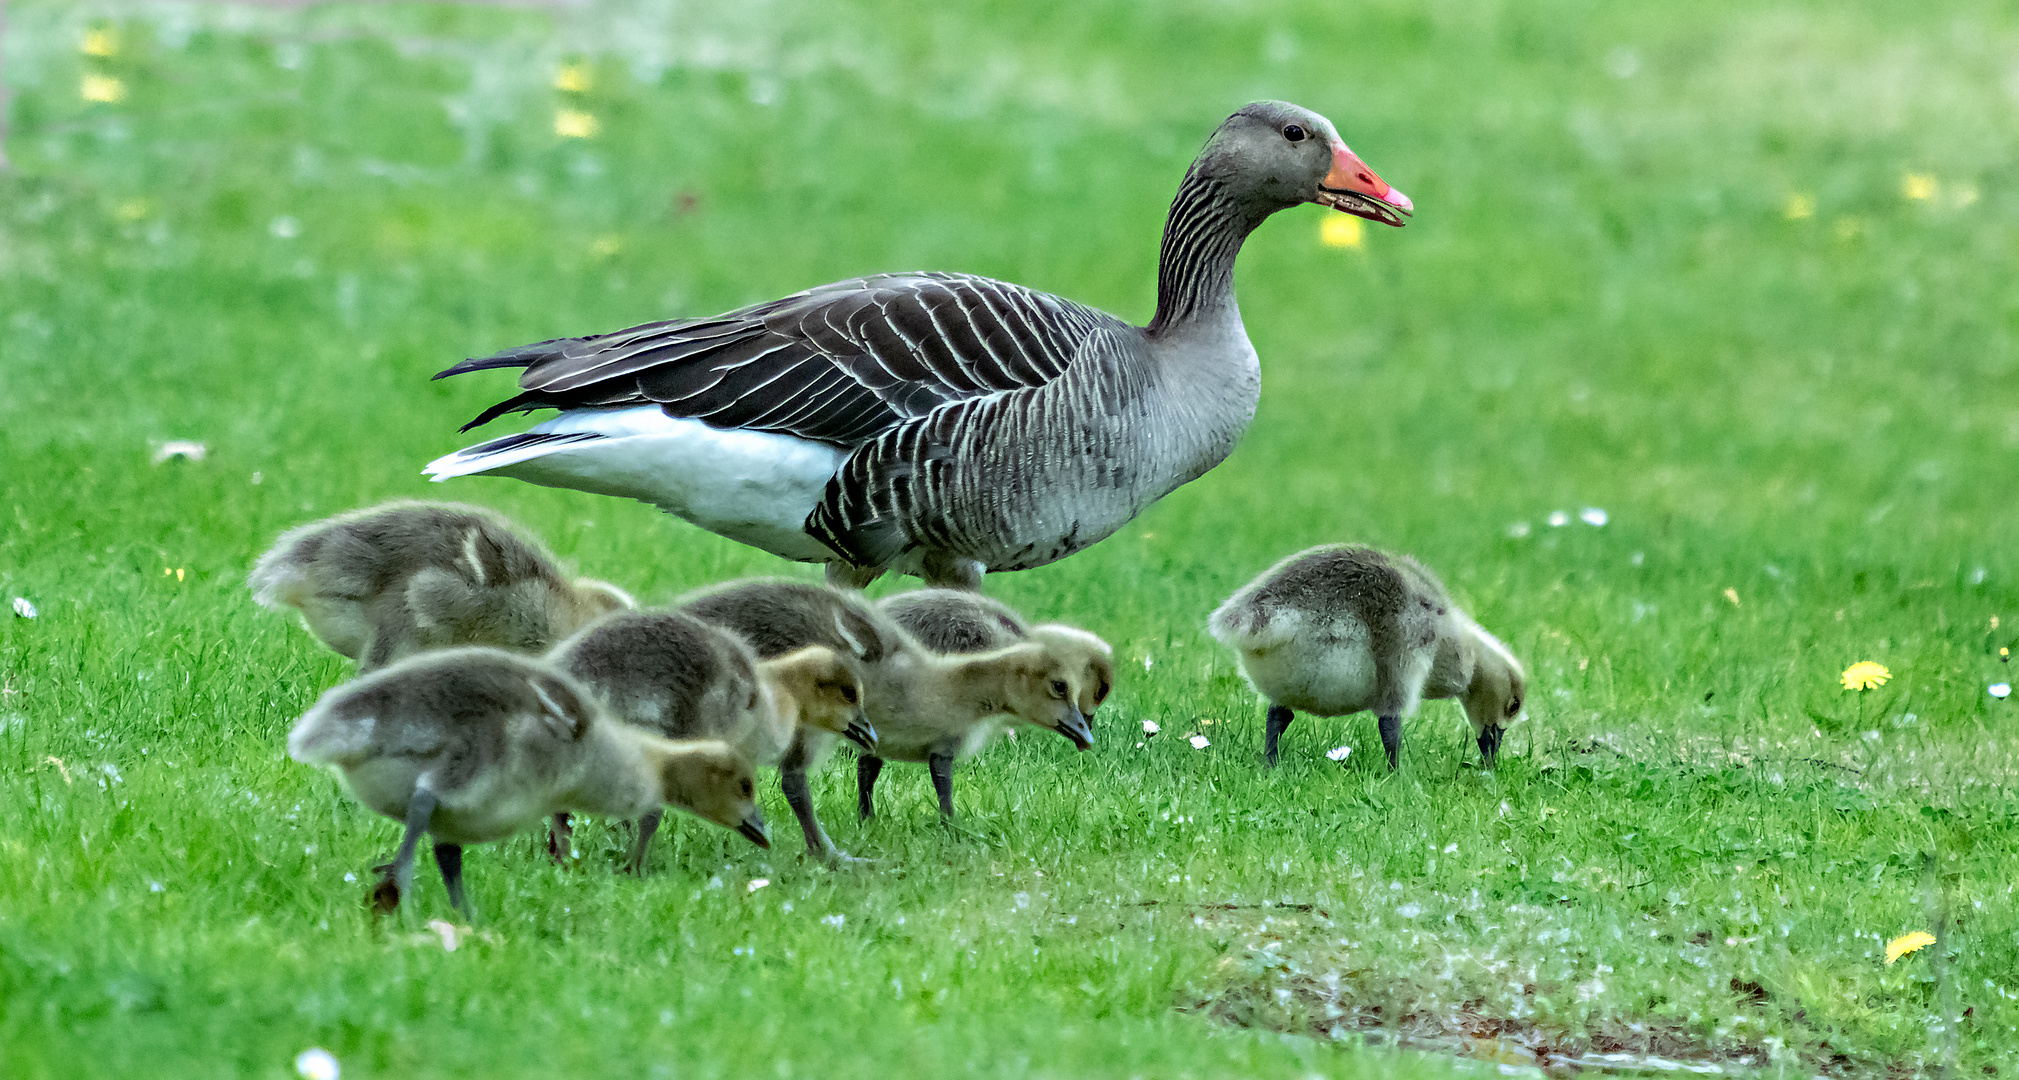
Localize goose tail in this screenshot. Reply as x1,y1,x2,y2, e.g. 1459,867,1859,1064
432,335,592,382
286,698,372,766
423,431,605,482
1207,596,1302,652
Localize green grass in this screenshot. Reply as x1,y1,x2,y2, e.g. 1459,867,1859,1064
3,1,2018,1077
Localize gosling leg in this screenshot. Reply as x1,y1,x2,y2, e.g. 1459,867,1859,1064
1263,704,1295,767
781,766,846,861
928,752,957,820
1378,714,1402,770
546,812,573,864
856,755,885,822
625,808,665,875
433,842,471,917
369,787,437,916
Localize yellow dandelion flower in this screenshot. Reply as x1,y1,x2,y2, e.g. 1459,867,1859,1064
1320,214,1364,249
590,234,623,257
1901,173,1936,202
81,28,119,58
554,63,593,94
1783,193,1814,220
1841,661,1890,691
81,74,127,103
554,109,599,139
1885,930,1935,964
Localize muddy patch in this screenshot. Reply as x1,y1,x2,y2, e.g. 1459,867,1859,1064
1179,904,1897,1077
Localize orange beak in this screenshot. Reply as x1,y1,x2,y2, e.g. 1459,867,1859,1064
1315,141,1412,227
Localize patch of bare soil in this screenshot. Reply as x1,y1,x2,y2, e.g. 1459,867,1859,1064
1179,905,1900,1078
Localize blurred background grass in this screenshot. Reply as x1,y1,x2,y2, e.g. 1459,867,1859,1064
2,1,2017,1077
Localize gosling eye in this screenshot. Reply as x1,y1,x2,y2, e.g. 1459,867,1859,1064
1282,123,1307,142
1506,697,1522,717
739,778,754,797
840,684,858,704
1049,680,1068,699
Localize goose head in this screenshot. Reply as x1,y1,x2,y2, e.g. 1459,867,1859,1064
1461,628,1526,767
759,645,876,753
655,740,770,848
1201,100,1412,227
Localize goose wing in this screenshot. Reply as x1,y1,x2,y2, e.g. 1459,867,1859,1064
438,272,1128,448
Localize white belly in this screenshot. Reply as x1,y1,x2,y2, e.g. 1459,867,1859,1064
1237,633,1379,718
427,407,847,563
338,759,552,845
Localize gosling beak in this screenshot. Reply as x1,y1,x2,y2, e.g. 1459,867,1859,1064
1477,726,1503,767
844,712,878,754
1314,141,1412,227
735,808,771,849
1054,707,1093,751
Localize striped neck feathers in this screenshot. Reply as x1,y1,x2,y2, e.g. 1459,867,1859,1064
1148,170,1266,335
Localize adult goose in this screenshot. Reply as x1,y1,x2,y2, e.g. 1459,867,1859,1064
426,101,1410,589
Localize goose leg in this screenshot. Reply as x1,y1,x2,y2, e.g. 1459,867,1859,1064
625,808,665,875
369,787,437,916
1378,715,1402,770
824,563,883,590
434,842,471,917
928,752,957,820
856,755,884,821
1263,704,1294,767
360,604,423,674
781,766,847,861
546,812,573,864
918,551,984,591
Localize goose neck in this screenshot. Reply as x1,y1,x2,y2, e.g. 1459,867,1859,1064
1147,169,1261,336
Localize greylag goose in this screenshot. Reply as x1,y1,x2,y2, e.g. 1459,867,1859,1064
678,579,1096,853
877,589,1114,719
286,647,767,916
1207,545,1525,769
250,501,632,671
426,101,1409,589
550,609,870,870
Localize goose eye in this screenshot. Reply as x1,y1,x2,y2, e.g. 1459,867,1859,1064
1506,697,1522,717
1282,124,1307,142
840,685,858,704
740,778,754,797
1050,680,1068,698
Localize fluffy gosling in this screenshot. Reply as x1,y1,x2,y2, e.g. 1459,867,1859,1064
681,579,1094,854
877,588,1117,721
551,609,870,869
1207,545,1525,769
287,647,766,915
250,501,633,671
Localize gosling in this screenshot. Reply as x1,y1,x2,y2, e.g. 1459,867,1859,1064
681,579,1095,855
877,588,1117,721
250,501,633,671
1207,545,1525,770
551,609,872,870
287,647,766,915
